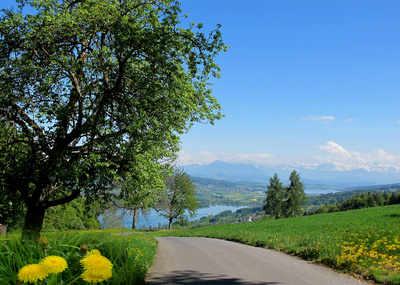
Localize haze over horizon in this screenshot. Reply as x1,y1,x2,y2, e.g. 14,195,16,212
176,1,400,175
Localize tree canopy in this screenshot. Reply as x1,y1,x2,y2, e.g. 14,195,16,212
156,167,199,229
263,173,284,219
0,0,227,239
263,171,306,219
284,170,306,217
117,151,170,229
0,122,26,229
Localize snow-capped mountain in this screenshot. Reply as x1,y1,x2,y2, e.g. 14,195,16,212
183,160,399,186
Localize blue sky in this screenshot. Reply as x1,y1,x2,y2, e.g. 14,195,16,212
1,0,399,173
176,0,400,173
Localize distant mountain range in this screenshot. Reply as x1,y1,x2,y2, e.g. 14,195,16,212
184,160,267,183
183,160,400,186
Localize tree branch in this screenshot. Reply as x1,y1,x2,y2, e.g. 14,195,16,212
45,189,81,209
1,104,49,152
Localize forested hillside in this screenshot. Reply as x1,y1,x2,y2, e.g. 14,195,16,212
307,189,400,215
306,183,400,211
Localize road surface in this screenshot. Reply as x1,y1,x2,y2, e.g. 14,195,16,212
146,237,368,285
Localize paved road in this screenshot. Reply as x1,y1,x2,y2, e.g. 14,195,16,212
146,237,368,285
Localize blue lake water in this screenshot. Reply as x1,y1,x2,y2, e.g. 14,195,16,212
305,188,339,195
122,188,338,229
124,205,247,229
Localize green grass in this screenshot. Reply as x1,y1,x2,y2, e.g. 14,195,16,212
3,205,399,284
155,205,400,284
0,229,157,285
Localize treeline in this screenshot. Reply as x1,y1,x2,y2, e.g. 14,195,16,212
306,183,400,210
307,191,400,215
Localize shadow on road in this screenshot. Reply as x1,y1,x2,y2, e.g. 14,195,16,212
146,270,281,285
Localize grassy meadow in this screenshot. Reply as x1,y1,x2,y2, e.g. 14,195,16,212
0,229,157,285
156,204,400,285
1,205,399,285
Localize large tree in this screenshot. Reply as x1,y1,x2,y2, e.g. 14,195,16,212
156,167,199,230
263,173,285,219
283,170,306,217
0,0,227,239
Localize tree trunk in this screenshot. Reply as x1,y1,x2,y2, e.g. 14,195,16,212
132,207,138,229
22,203,46,241
168,218,173,230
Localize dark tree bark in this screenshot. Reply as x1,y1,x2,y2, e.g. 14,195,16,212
132,207,139,229
22,203,46,240
168,218,173,230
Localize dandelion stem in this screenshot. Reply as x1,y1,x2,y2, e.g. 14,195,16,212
66,275,81,285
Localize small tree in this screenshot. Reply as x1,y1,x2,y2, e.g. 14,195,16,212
99,205,124,230
117,153,171,229
156,168,199,230
374,193,384,206
367,192,376,208
389,192,400,205
263,173,285,219
283,170,307,217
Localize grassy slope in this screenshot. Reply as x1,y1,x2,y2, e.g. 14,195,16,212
156,205,400,284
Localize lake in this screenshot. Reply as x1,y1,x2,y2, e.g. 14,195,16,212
124,205,247,229
122,188,339,229
305,188,339,195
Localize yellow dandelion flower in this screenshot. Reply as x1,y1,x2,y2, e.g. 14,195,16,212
40,256,68,274
81,269,112,283
80,254,113,275
17,264,48,283
87,249,102,256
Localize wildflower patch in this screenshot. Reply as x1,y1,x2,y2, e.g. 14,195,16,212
336,230,400,282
